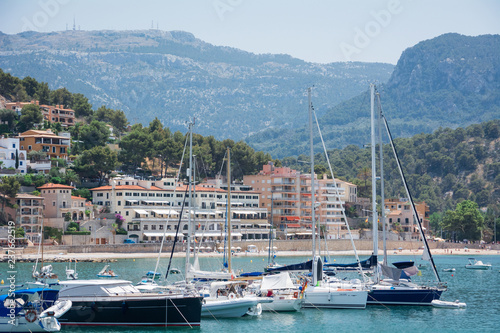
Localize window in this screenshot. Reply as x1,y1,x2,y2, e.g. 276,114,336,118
52,146,56,153
151,225,156,230
159,225,164,230
144,225,148,230
117,201,121,206
116,192,122,196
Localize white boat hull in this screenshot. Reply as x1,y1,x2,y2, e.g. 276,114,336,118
465,265,491,270
201,298,259,318
0,316,60,332
431,300,466,308
261,295,302,312
303,286,367,309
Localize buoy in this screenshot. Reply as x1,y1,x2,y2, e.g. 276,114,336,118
133,259,135,262
451,274,454,277
250,260,252,263
1,280,3,284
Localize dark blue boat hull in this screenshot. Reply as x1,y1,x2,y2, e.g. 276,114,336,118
367,288,443,306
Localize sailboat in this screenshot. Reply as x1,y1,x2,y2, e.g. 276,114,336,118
366,84,446,306
300,87,368,309
177,125,266,318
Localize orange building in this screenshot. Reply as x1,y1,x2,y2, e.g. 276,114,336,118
5,100,75,127
18,129,70,160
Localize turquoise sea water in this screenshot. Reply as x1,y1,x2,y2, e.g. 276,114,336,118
2,254,499,332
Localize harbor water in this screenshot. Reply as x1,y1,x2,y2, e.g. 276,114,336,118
1,254,499,332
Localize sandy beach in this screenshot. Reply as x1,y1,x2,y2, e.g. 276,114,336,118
16,247,500,262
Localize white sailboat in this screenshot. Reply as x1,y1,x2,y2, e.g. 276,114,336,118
301,87,368,309
258,272,303,312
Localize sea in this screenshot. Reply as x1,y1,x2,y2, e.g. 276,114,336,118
1,253,499,333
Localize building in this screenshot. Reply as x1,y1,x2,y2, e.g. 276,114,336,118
384,198,430,240
243,162,358,239
0,136,27,174
3,193,44,244
89,177,270,244
37,183,91,230
18,129,70,161
5,101,75,127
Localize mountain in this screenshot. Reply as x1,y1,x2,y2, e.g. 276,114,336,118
246,33,500,157
0,29,393,140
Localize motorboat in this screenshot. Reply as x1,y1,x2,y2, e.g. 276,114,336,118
257,272,303,312
442,268,456,272
96,264,119,278
0,288,71,332
65,260,78,280
57,279,202,327
198,281,271,318
465,258,491,270
431,299,466,308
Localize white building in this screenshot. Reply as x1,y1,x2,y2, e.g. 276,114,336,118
0,136,27,174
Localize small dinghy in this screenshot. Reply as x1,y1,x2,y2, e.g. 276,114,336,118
431,299,466,308
442,268,455,272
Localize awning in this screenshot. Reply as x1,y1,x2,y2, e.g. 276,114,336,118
152,209,179,215
258,223,269,227
134,209,149,215
126,200,138,203
286,223,301,228
232,210,257,214
285,216,300,221
143,232,178,237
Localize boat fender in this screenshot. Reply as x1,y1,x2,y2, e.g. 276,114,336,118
25,309,37,323
229,292,236,299
91,302,99,312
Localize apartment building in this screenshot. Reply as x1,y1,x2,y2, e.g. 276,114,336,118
5,101,75,127
384,198,430,240
90,177,270,243
3,193,44,244
18,129,70,160
243,162,358,239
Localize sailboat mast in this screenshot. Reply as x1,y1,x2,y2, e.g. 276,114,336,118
308,87,316,258
186,121,194,275
226,147,232,273
377,91,387,266
370,84,378,262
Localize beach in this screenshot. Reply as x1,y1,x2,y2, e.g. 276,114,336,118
14,247,500,262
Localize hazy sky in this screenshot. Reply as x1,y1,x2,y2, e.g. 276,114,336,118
0,0,499,64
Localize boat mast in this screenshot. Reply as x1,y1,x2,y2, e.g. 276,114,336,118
186,120,194,276
370,84,379,279
309,87,316,259
377,91,387,266
226,147,232,273
378,104,442,283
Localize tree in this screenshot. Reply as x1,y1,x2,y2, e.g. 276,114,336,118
442,200,484,241
34,82,50,105
18,104,43,132
21,76,39,98
0,176,21,222
78,120,110,150
70,93,93,118
13,83,28,102
118,128,153,172
0,108,18,132
110,110,129,137
50,88,72,108
73,146,118,186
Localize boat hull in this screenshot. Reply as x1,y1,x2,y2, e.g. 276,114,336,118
465,265,491,270
201,298,258,318
367,287,443,306
262,296,302,312
302,287,367,309
58,296,202,327
0,317,59,333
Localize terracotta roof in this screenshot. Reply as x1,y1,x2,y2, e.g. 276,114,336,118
37,183,75,190
71,195,87,200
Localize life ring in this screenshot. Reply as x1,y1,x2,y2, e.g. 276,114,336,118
25,309,37,323
293,291,299,298
228,292,236,300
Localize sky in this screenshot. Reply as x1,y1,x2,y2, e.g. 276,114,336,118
0,0,499,64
